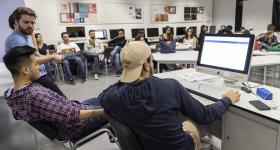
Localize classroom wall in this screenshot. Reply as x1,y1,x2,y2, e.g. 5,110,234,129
0,0,25,62
212,0,274,35
24,0,213,45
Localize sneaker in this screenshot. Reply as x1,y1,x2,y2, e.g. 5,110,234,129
67,79,75,85
81,78,86,83
94,74,99,80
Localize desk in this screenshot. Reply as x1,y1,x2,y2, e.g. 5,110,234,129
152,51,198,73
155,69,280,150
253,50,280,56
149,43,192,51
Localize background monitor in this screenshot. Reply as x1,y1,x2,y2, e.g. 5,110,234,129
66,26,85,38
147,28,159,37
190,26,197,35
196,34,255,82
109,29,120,39
209,26,216,34
95,29,107,40
176,27,186,36
162,27,174,34
131,28,145,38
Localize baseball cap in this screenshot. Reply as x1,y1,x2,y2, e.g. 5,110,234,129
120,41,151,83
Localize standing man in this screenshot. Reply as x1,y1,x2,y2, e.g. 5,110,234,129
5,7,65,97
83,30,104,80
57,32,86,84
105,29,127,76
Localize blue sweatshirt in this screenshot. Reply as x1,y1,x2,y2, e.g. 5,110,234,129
99,76,232,150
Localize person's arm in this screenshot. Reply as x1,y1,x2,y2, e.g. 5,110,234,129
79,109,104,120
96,41,105,54
36,54,63,64
175,81,239,124
74,43,81,52
84,41,89,51
31,32,38,51
193,37,198,49
256,33,266,41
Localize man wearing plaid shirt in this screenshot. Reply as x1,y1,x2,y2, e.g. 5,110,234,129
3,46,107,141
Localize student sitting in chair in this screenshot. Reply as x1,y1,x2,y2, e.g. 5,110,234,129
256,24,278,46
98,41,240,150
104,29,127,76
83,30,104,80
3,46,107,141
57,32,86,84
179,27,198,49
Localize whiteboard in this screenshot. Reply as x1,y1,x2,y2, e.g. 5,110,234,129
98,2,144,24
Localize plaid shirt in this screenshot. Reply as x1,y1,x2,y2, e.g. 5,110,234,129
4,83,98,140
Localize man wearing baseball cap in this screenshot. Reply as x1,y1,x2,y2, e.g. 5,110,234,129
99,41,240,150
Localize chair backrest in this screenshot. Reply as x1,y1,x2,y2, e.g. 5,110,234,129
104,111,143,150
29,121,60,141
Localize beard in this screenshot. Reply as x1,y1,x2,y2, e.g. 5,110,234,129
19,24,33,35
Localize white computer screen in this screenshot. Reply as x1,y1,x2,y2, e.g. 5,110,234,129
200,36,251,71
95,30,106,39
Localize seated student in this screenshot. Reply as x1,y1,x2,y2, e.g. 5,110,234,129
35,33,54,81
160,26,174,41
105,29,127,76
179,27,198,49
57,32,86,84
98,41,240,150
217,26,233,35
198,25,208,50
240,27,251,35
256,24,278,46
217,25,226,33
83,30,104,80
3,46,106,141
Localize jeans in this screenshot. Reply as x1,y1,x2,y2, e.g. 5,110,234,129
82,51,101,74
63,56,86,80
74,98,108,141
110,46,122,74
44,62,54,80
34,74,66,98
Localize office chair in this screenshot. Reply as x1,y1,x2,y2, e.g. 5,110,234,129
104,111,143,150
29,121,118,150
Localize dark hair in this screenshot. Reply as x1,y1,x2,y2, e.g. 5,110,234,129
226,25,233,31
89,30,95,34
61,32,68,38
118,29,125,33
3,46,36,76
267,24,275,31
8,7,37,30
185,27,195,39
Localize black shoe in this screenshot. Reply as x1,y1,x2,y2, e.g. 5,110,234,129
67,79,75,85
81,78,86,83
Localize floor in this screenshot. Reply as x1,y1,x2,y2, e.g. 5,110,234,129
0,66,280,150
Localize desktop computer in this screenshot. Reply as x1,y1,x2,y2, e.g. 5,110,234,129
196,34,255,84
131,28,145,38
176,27,186,36
109,29,120,39
66,26,85,38
95,29,107,40
147,28,159,37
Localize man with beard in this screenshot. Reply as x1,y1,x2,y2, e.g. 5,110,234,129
5,7,65,97
99,41,241,150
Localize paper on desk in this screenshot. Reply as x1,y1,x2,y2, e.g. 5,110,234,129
177,72,219,82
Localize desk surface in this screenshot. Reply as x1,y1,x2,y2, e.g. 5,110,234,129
154,69,280,123
251,55,280,67
253,50,280,56
152,51,198,62
150,43,192,50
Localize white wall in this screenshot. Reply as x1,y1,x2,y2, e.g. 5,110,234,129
24,0,213,45
212,0,274,35
212,0,236,30
242,0,274,34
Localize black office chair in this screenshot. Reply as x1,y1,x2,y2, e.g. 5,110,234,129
104,111,143,150
29,121,118,150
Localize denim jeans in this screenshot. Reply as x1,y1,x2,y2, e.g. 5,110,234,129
63,56,86,80
82,51,101,74
73,98,108,141
110,46,122,74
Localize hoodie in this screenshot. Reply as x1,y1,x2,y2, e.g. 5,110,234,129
99,76,232,150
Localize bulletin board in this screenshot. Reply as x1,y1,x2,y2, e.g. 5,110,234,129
97,2,144,24
151,4,205,23
57,0,97,24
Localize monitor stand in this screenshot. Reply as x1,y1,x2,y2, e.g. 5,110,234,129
223,79,243,89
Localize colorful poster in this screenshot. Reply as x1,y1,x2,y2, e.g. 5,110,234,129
57,1,97,24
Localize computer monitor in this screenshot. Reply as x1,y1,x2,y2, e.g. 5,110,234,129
131,28,145,38
176,27,186,36
209,26,216,34
94,29,107,40
66,26,85,38
147,28,159,37
162,27,174,34
109,29,120,39
196,34,255,82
